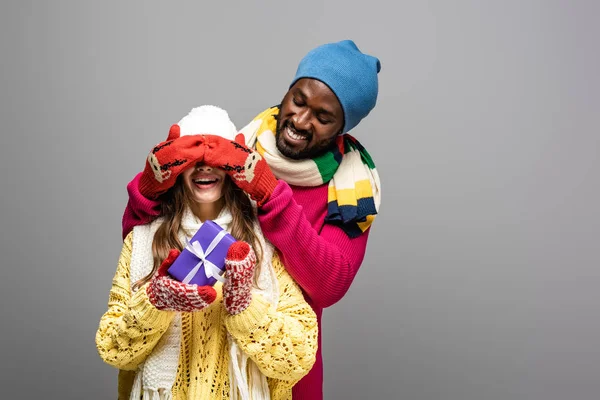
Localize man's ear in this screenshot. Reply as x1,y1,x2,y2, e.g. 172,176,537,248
234,133,246,145
167,124,181,141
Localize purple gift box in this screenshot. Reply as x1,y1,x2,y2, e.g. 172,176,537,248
168,220,237,286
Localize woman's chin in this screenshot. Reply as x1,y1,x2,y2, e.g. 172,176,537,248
191,194,221,204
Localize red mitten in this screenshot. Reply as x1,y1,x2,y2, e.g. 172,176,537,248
223,242,256,315
203,134,278,206
147,249,217,312
139,125,207,199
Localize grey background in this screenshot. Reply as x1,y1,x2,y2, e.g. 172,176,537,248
1,1,599,399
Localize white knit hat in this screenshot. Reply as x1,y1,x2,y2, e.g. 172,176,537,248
176,105,238,140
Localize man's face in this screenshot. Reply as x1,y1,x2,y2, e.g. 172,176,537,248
276,78,344,160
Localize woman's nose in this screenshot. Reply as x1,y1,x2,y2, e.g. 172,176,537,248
195,163,212,172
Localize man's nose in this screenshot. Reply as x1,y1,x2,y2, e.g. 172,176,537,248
292,109,312,131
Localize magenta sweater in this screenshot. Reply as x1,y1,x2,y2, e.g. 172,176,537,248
122,174,370,400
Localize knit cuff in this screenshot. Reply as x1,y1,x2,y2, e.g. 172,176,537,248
128,172,162,209
257,179,292,215
255,169,279,206
224,293,271,336
130,283,174,329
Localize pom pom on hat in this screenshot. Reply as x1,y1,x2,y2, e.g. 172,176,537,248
176,105,238,140
291,40,381,133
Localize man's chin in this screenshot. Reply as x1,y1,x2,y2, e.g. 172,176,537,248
276,137,305,160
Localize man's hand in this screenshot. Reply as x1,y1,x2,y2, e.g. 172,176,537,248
139,125,207,199
203,134,278,206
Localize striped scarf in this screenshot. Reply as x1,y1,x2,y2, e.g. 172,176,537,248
241,106,381,238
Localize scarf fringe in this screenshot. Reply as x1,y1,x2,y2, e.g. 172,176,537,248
229,338,271,400
130,363,176,400
250,362,270,399
145,388,172,400
130,369,143,400
230,340,250,400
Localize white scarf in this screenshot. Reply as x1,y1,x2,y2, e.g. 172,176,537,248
129,207,279,399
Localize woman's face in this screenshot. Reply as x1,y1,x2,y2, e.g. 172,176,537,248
181,162,227,204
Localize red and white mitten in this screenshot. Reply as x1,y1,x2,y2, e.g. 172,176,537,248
147,249,217,312
223,242,256,315
139,126,207,199
203,134,278,206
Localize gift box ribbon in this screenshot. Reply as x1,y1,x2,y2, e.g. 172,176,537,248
182,230,229,284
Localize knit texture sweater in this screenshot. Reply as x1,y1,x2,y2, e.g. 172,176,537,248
122,178,371,400
96,232,318,399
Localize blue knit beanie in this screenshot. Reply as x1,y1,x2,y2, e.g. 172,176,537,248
290,40,381,133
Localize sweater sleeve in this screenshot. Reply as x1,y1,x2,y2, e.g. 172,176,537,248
122,172,162,240
95,232,175,370
258,180,370,308
224,256,318,384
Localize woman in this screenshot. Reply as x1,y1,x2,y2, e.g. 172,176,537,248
96,106,318,399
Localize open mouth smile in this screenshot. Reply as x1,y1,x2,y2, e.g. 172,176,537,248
284,125,310,145
192,176,220,189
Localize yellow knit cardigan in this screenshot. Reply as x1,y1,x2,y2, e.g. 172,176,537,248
96,232,318,399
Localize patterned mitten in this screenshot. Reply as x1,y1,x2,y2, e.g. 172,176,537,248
203,134,278,206
139,125,207,199
147,249,217,312
223,242,256,315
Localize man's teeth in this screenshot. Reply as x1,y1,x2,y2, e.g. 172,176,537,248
287,127,308,140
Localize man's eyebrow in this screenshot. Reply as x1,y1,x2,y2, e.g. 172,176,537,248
293,88,307,100
316,107,336,118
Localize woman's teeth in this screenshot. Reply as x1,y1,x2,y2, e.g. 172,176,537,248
193,178,218,184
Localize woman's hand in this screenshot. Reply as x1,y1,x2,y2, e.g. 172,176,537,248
147,249,217,312
223,242,257,315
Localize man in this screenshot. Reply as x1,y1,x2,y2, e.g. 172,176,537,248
123,39,381,399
